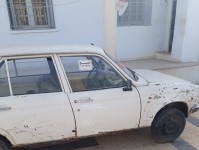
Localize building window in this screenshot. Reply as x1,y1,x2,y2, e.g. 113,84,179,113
117,0,152,26
7,0,55,30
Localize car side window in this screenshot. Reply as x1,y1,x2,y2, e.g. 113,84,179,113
0,61,10,97
7,57,62,95
61,56,127,92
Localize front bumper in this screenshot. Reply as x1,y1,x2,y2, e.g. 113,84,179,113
190,104,199,114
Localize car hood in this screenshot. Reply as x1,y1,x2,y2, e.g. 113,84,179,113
134,69,190,84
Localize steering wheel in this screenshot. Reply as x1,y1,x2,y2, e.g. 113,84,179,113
87,67,97,80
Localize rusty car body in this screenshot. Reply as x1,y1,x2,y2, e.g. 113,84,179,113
0,45,198,150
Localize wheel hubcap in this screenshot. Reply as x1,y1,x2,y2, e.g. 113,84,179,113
161,118,178,135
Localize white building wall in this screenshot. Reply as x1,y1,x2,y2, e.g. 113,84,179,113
0,0,104,48
181,0,199,62
116,0,170,60
171,0,188,61
104,0,117,57
1,0,198,63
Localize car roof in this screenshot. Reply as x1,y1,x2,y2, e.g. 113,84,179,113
0,45,105,58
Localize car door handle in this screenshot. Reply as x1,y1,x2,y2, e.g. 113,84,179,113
0,105,12,111
74,97,93,103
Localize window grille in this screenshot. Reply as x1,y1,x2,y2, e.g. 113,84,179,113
7,0,55,30
117,0,152,26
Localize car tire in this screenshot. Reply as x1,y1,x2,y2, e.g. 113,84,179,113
151,108,186,143
0,138,11,150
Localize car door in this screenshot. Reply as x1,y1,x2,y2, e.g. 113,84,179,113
59,54,141,137
0,56,75,145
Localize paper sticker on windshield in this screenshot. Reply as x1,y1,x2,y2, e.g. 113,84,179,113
78,60,92,71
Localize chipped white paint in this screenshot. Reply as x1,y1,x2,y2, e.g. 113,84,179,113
135,69,199,127
0,93,76,145
68,88,140,137
138,82,199,127
0,45,198,148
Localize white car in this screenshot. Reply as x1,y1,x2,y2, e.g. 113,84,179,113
0,45,198,150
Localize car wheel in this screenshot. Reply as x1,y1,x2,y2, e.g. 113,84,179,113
0,138,11,150
151,108,186,143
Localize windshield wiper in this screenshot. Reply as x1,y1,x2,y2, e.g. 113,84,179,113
127,67,139,81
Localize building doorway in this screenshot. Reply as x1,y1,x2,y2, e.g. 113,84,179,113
169,0,177,53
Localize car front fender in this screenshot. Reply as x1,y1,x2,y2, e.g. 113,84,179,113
0,128,16,146
138,83,199,127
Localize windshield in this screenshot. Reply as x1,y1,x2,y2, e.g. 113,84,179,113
105,52,139,81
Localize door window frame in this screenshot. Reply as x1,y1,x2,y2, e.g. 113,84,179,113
57,53,129,93
2,54,64,96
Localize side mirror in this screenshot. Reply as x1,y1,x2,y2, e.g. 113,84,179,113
123,79,132,91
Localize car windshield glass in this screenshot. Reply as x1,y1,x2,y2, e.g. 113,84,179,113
105,52,139,81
